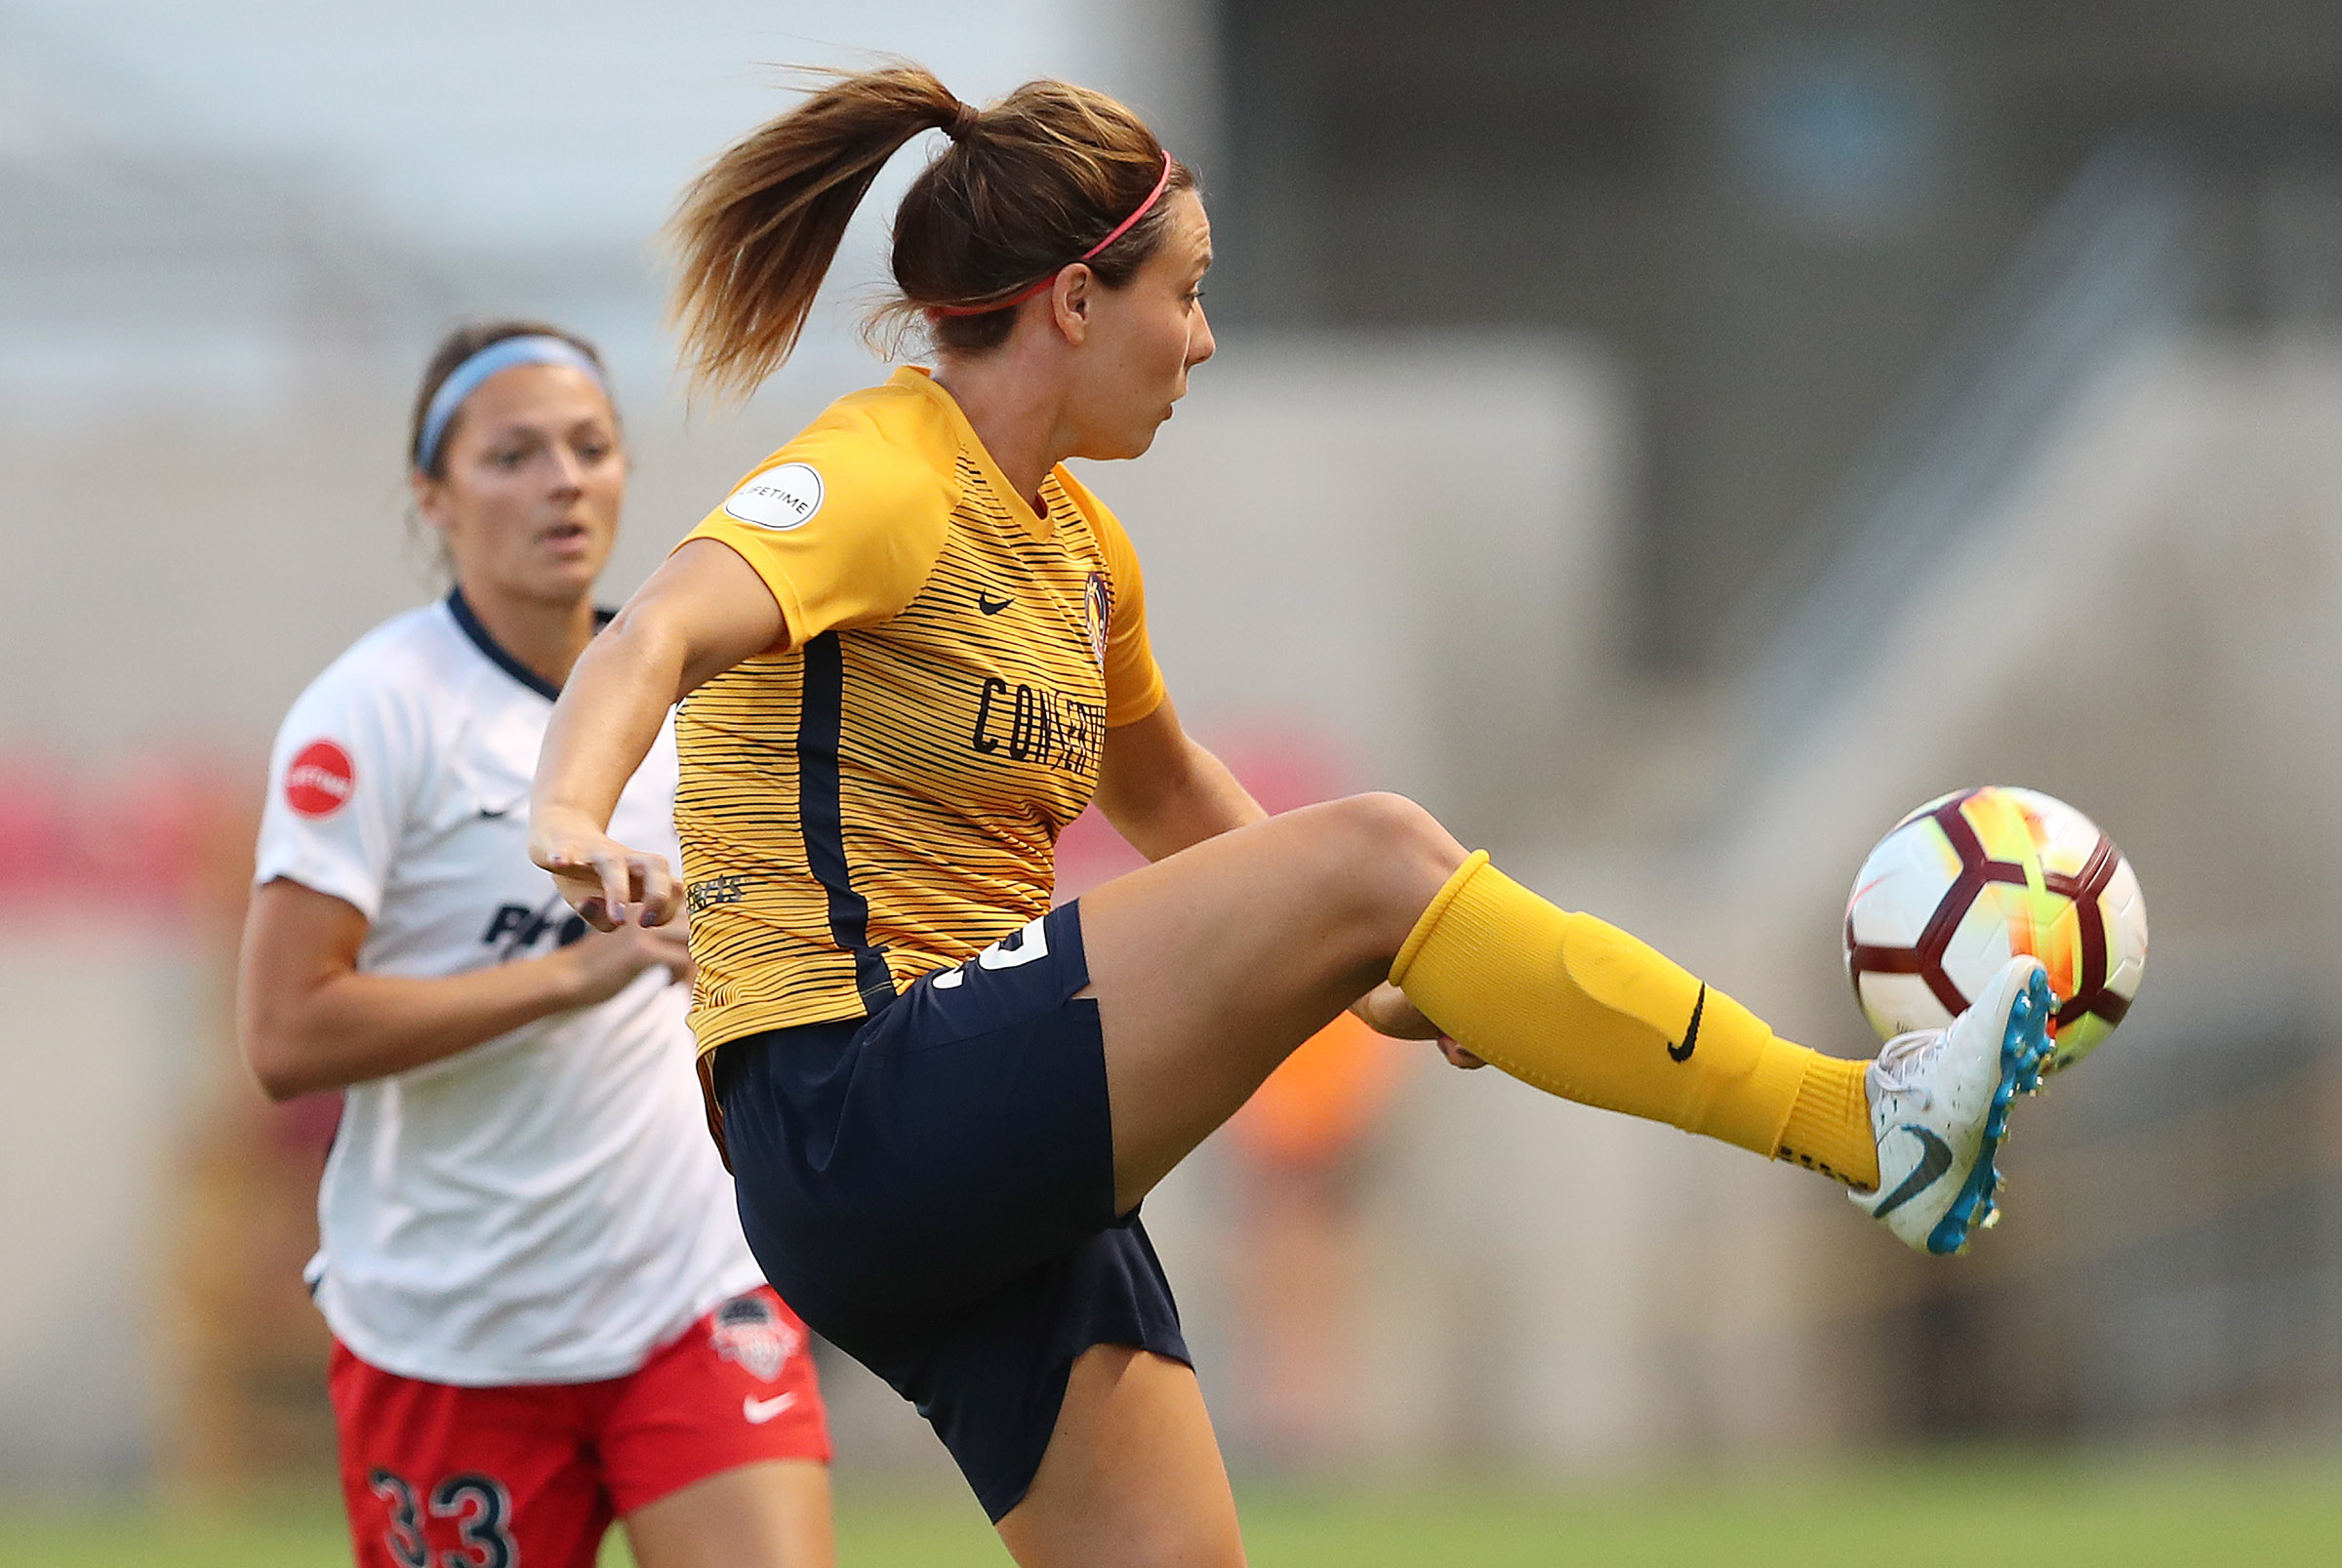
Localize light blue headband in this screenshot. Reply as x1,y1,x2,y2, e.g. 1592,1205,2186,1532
415,334,607,472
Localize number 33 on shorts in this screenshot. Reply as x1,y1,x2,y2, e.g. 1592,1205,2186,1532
367,1469,515,1568
330,1289,829,1568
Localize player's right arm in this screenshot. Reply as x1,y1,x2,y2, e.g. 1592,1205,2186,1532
238,880,690,1101
530,538,785,931
533,430,949,929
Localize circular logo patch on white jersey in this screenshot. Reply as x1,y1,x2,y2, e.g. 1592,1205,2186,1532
721,462,825,531
285,739,355,818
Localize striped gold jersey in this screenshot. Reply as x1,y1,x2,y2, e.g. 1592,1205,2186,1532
673,367,1165,1054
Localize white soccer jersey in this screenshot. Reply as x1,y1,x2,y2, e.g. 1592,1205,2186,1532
255,590,765,1387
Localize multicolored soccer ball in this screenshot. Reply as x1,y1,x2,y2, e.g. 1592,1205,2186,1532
1842,786,2146,1072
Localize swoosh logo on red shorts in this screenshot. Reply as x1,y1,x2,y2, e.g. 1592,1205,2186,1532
744,1392,796,1425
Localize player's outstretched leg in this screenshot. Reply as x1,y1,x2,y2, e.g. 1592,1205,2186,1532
1084,801,2069,1253
1081,799,1887,1209
1847,955,2055,1255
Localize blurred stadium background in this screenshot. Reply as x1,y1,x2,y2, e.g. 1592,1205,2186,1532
7,0,2342,1560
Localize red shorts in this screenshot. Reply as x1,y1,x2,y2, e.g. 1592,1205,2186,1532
330,1286,829,1568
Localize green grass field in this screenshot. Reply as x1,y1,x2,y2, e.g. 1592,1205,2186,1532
5,1453,2339,1567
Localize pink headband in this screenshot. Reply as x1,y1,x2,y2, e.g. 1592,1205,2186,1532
932,151,1176,318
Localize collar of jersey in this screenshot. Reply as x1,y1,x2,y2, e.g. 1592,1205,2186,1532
893,366,1057,542
444,587,616,703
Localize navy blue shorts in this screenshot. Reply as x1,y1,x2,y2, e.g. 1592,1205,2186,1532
711,902,1189,1521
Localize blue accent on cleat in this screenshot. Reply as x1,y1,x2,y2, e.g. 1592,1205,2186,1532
1924,971,2056,1255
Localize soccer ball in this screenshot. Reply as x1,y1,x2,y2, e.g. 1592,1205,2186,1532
1843,786,2146,1072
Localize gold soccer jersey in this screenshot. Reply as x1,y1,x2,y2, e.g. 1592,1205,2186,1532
674,368,1165,1054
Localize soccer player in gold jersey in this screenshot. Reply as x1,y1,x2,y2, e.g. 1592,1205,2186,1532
529,65,2055,1566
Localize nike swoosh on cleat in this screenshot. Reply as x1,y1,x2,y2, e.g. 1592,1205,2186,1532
744,1392,796,1425
976,591,1012,616
1667,985,1706,1063
1871,1124,1955,1220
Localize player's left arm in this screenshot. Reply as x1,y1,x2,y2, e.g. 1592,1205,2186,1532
1093,697,1265,861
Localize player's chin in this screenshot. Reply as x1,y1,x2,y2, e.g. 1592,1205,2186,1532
1072,401,1179,462
518,552,604,603
1115,411,1178,459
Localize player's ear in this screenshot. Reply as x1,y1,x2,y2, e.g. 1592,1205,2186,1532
1049,264,1095,345
410,469,454,533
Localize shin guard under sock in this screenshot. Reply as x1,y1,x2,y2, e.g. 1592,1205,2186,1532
1392,852,1869,1174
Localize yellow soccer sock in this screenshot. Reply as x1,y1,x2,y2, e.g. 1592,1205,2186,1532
1777,1053,1878,1187
1392,852,1873,1179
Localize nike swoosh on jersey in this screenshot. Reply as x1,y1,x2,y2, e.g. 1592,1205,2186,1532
744,1392,796,1424
976,591,1012,615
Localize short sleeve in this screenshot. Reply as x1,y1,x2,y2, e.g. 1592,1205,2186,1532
1062,470,1167,728
253,664,426,922
680,419,952,648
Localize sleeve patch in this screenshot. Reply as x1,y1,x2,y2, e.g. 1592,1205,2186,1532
1084,572,1111,670
284,739,357,818
721,462,826,531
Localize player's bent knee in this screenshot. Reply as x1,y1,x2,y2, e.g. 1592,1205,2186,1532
1318,792,1467,916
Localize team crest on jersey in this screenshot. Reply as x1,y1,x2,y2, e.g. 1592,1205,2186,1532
722,462,825,531
710,1292,800,1382
1083,572,1111,670
285,739,355,818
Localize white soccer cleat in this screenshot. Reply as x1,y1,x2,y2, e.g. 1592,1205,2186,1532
1848,955,2055,1256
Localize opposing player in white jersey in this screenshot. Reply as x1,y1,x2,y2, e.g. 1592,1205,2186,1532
237,322,834,1568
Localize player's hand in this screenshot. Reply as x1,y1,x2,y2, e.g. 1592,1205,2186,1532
1350,983,1485,1068
530,809,680,931
556,919,694,1008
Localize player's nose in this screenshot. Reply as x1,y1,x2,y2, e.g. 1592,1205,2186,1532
1187,304,1216,368
546,445,588,497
